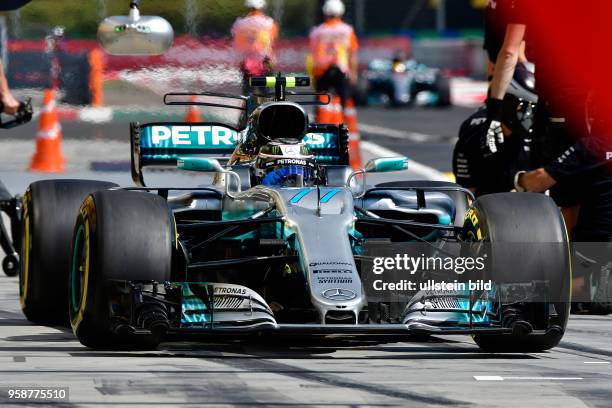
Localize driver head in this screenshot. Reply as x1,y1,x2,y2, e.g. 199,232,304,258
256,141,318,187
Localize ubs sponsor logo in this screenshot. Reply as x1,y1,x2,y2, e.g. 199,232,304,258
313,269,352,274
322,288,357,301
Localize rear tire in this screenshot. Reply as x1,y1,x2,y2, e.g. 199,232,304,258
435,75,451,107
69,190,174,350
465,193,571,352
20,180,118,325
353,76,369,107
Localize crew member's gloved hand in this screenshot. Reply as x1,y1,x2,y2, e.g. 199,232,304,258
484,98,505,156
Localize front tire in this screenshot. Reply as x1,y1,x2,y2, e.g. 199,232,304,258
464,193,571,352
69,190,174,350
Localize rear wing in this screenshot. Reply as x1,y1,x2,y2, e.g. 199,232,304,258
130,122,240,186
130,121,349,187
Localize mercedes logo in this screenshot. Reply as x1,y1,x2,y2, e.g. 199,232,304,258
322,288,357,301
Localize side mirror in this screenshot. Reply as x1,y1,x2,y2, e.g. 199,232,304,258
364,157,409,173
98,2,173,55
177,157,224,173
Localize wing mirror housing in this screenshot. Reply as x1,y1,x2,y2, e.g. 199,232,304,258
347,156,409,198
98,1,174,55
177,157,224,173
177,157,241,198
364,157,409,173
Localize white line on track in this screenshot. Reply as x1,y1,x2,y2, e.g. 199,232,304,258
474,376,584,381
359,123,434,142
360,140,450,181
583,361,610,364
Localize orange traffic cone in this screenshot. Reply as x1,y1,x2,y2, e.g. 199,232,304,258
184,95,201,123
29,89,65,172
316,94,333,123
331,95,343,125
343,98,362,169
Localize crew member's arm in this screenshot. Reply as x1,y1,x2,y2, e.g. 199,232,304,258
0,59,19,115
490,24,526,100
484,24,526,155
517,135,611,192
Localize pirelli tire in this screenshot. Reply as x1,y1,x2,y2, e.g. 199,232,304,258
19,180,118,325
463,192,571,353
69,190,174,350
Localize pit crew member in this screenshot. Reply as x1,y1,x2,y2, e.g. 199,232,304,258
453,62,537,196
309,0,359,106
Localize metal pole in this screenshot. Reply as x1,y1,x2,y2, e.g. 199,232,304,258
185,0,197,37
354,0,365,34
97,0,107,20
0,17,7,68
436,0,446,33
9,10,21,39
272,0,284,25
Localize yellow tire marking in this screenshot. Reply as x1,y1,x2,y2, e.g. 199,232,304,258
19,212,30,309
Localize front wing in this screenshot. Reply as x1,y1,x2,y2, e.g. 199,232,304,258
108,280,562,338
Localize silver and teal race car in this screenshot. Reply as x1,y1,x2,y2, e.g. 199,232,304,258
18,75,570,352
354,58,451,108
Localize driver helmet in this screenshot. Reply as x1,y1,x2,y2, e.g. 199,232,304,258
323,0,345,17
255,140,318,187
245,0,266,9
503,61,538,134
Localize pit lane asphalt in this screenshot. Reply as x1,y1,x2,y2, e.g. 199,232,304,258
1,106,611,407
1,274,611,408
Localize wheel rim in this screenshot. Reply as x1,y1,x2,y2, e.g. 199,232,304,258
70,225,85,314
70,222,90,329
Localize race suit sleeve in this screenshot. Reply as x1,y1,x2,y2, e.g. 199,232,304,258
544,135,612,183
454,108,520,194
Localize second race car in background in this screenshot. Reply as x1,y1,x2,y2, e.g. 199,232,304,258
354,57,451,108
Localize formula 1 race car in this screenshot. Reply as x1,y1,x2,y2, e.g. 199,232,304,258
16,75,571,352
354,57,451,108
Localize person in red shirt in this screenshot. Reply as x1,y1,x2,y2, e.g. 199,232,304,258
309,0,359,105
231,0,279,92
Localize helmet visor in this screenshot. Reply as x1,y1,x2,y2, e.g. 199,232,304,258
261,164,317,187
